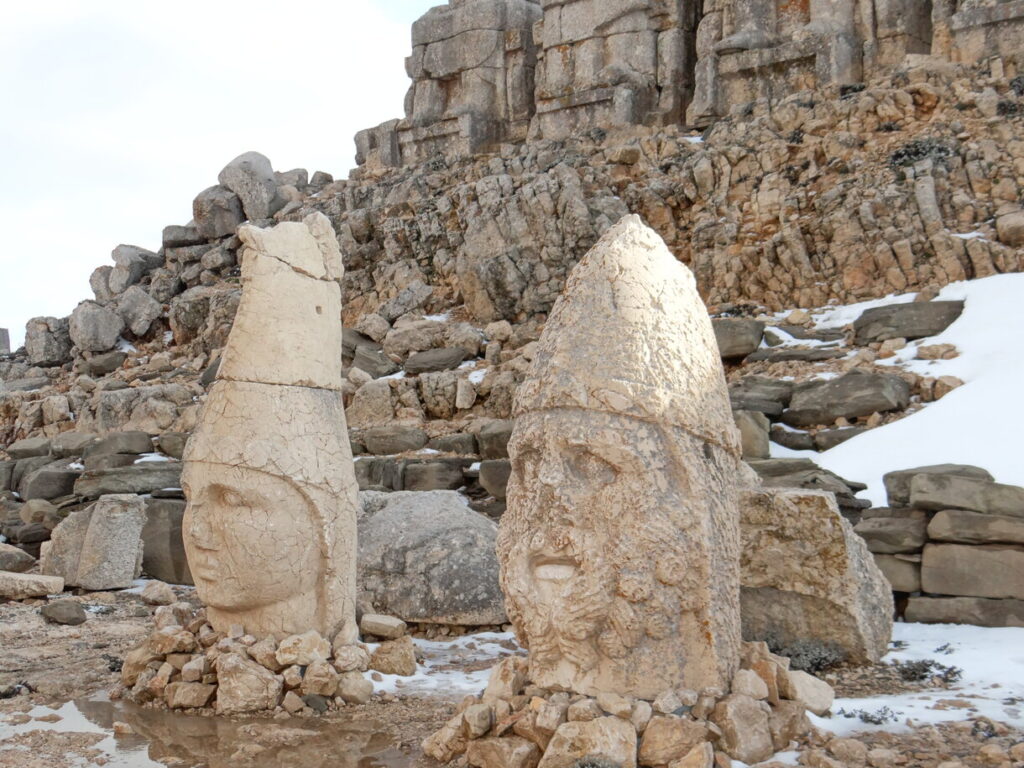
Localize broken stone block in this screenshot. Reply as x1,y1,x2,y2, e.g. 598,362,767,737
883,464,994,507
852,301,964,343
740,488,893,664
74,494,147,591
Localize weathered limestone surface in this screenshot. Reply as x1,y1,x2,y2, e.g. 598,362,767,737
531,0,701,139
356,0,543,168
740,488,893,664
0,328,9,355
497,215,743,699
182,213,360,641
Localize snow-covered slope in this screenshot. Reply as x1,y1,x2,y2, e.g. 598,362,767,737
773,273,1024,507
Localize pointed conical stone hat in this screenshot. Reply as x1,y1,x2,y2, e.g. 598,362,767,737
514,214,740,455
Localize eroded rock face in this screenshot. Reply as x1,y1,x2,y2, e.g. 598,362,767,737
497,215,743,699
740,488,893,664
182,213,359,641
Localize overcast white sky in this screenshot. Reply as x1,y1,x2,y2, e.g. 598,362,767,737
0,1,438,348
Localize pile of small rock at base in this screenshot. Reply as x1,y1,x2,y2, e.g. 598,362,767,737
115,607,417,716
856,464,1024,627
423,642,835,768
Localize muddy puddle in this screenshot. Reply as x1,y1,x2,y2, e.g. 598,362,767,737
1,694,409,768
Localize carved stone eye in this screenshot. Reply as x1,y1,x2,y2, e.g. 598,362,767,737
221,489,245,507
568,449,616,485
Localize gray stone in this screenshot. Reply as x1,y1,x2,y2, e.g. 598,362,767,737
359,490,505,624
853,301,964,343
910,474,1024,518
478,420,514,459
479,459,511,500
905,597,1024,628
427,433,478,455
404,347,468,375
872,554,921,592
0,461,14,491
83,432,153,459
814,427,867,451
142,498,192,585
921,543,1024,600
713,318,765,359
84,454,139,472
162,224,204,248
929,509,1024,545
403,460,471,491
193,185,245,239
782,370,910,428
6,437,51,459
729,376,793,414
380,280,433,322
352,347,400,378
71,494,147,591
41,599,87,625
217,151,283,221
25,316,72,367
21,460,82,501
883,464,994,507
769,427,815,451
734,410,769,460
70,301,125,353
0,542,35,573
81,350,127,377
0,328,9,354
156,433,188,460
117,286,162,337
74,464,181,499
854,516,928,554
363,425,428,455
109,245,162,295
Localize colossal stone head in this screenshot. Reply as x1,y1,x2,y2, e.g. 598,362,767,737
496,215,744,699
182,213,359,641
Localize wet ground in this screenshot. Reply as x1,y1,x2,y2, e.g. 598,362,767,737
0,693,425,768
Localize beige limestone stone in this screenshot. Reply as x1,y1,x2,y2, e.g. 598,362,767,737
215,652,283,714
182,213,359,641
781,670,834,716
537,717,638,768
467,736,542,768
638,715,709,767
710,694,773,765
0,571,64,600
498,216,743,700
740,488,893,664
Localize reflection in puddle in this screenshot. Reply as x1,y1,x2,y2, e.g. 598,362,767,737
1,694,407,768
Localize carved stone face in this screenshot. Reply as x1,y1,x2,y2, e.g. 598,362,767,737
498,409,710,696
182,462,321,613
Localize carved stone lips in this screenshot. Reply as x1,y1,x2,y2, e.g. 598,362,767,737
532,555,578,581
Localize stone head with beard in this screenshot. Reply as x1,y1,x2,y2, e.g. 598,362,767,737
496,216,744,699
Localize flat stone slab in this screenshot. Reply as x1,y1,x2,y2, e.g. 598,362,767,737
910,474,1024,517
853,301,964,343
929,509,1024,546
905,596,1024,627
74,463,182,499
854,515,928,554
782,371,909,428
712,318,765,359
0,571,64,599
921,543,1024,600
883,464,994,507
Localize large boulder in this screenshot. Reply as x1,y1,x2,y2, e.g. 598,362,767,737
117,286,163,337
25,316,72,367
905,596,1024,627
43,494,147,590
192,185,245,239
853,301,964,343
69,301,125,353
0,541,35,573
782,370,910,428
740,488,893,664
217,151,283,221
358,491,505,625
109,245,163,295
